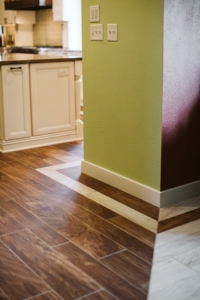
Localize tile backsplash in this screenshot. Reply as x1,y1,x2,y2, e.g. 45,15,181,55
33,9,62,46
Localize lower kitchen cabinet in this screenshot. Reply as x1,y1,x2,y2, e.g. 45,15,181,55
0,60,82,153
1,64,31,140
30,62,75,136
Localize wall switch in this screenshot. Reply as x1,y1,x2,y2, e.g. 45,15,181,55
90,5,100,22
90,24,103,41
107,24,118,41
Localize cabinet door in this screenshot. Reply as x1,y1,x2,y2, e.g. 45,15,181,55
5,10,17,24
52,0,63,21
0,2,33,24
30,62,75,136
16,11,36,24
0,0,4,24
2,64,31,140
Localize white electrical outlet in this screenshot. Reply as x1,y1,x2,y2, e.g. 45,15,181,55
90,5,100,22
107,24,118,41
90,24,103,41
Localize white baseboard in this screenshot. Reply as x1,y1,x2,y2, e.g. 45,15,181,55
160,180,200,207
76,123,84,140
81,160,161,207
82,160,200,208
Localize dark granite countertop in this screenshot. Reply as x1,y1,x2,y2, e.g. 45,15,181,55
0,53,82,66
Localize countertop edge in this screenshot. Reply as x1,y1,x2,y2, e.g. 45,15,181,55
0,55,82,66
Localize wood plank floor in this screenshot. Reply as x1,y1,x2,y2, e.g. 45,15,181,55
0,141,200,299
0,141,155,300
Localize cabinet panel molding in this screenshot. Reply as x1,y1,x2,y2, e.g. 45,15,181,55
2,64,31,140
30,62,75,136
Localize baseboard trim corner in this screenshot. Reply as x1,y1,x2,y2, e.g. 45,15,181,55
81,160,160,207
160,180,200,207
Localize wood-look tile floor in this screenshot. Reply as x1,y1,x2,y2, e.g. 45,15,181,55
0,141,200,300
0,142,156,300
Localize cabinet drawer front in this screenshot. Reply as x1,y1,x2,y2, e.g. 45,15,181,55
2,64,31,140
30,62,75,136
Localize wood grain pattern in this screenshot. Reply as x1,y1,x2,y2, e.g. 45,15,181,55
70,195,118,220
100,250,151,294
33,205,124,259
0,168,117,223
0,240,50,300
0,207,23,236
108,216,156,247
0,200,68,247
0,161,29,183
54,242,147,300
20,167,118,219
30,291,63,300
55,141,83,158
71,210,154,263
16,174,118,221
0,289,9,300
58,166,122,197
3,159,71,193
1,229,100,300
30,146,80,163
0,141,156,299
0,189,13,202
7,151,52,169
0,175,54,211
30,175,118,219
0,175,27,203
158,210,200,233
110,192,159,220
23,147,67,165
81,290,116,300
0,152,16,163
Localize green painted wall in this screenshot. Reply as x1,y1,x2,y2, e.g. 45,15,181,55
82,0,163,190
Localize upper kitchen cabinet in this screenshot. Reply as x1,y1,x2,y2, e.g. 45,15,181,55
0,0,36,25
15,11,36,24
0,0,16,24
52,0,81,22
52,0,63,21
53,0,82,50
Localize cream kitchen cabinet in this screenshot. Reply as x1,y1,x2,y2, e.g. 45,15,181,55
52,0,82,50
52,0,81,22
0,0,16,24
0,64,31,140
30,62,75,136
52,0,63,21
52,0,76,22
0,59,83,153
0,0,35,25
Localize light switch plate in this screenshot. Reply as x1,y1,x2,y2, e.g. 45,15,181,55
107,24,118,41
90,5,100,22
90,24,103,41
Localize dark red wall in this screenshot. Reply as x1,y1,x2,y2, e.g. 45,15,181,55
161,93,200,190
161,0,200,191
